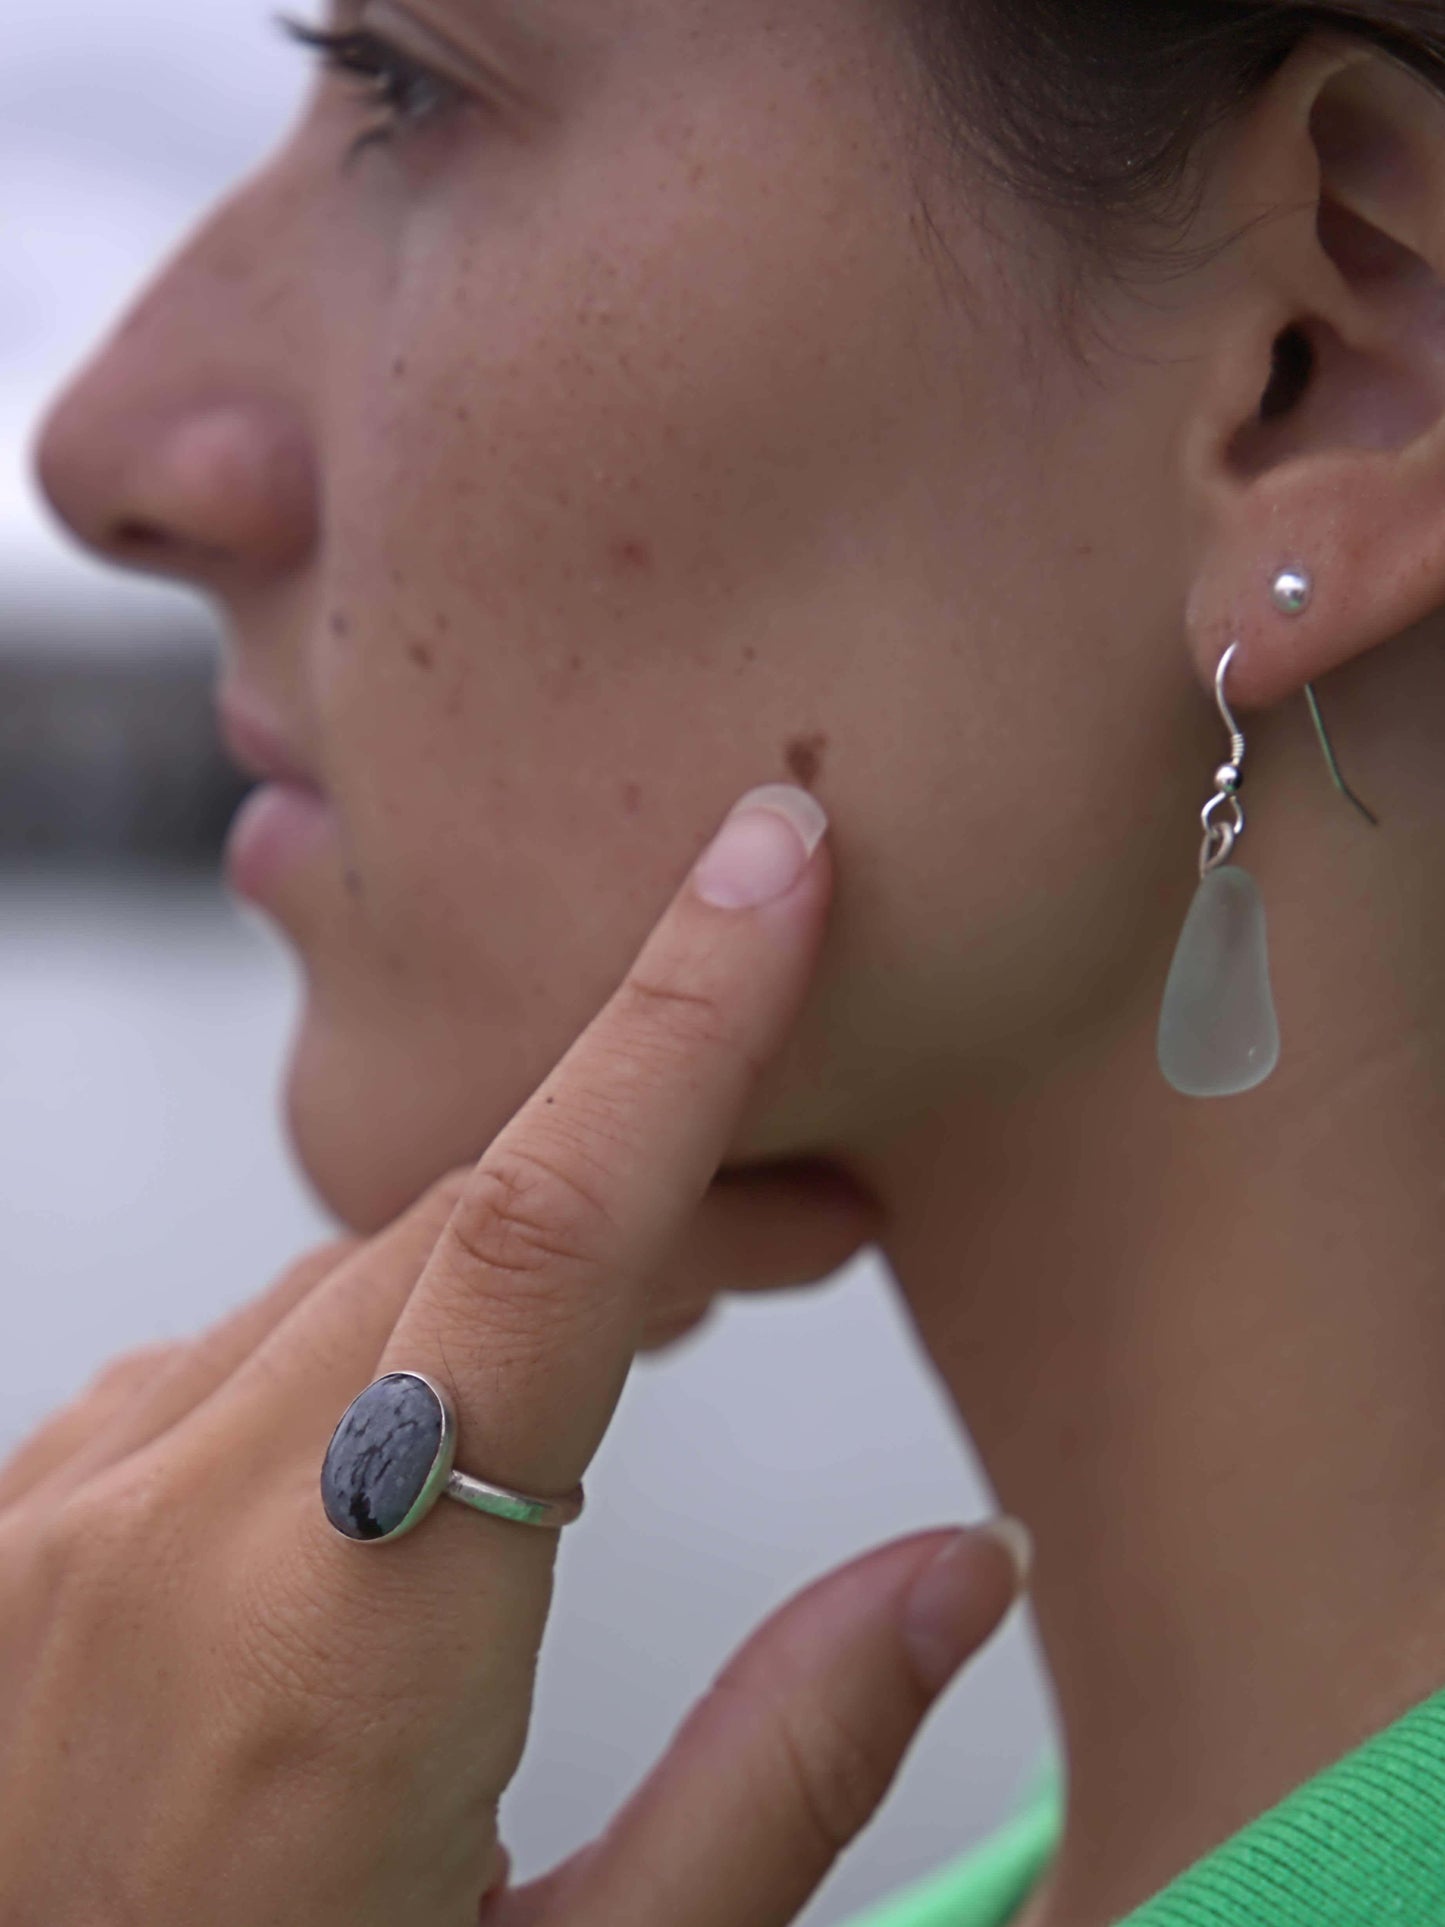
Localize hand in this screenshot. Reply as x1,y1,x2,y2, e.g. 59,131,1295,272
0,786,1027,1925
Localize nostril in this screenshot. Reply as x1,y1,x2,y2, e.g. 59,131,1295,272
106,517,230,575
112,518,169,549
37,399,317,574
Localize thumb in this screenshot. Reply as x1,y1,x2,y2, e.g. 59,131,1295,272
516,1520,1032,1927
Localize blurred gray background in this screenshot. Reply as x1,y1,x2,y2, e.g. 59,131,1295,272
1,6,1057,1921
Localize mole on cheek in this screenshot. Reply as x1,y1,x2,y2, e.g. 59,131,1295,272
621,781,644,816
329,610,352,640
784,732,829,788
407,641,436,672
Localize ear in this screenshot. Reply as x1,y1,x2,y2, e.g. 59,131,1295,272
1179,29,1445,710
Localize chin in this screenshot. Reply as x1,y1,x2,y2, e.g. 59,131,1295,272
277,972,841,1240
279,1016,477,1238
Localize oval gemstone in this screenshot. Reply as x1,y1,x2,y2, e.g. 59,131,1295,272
320,1372,446,1541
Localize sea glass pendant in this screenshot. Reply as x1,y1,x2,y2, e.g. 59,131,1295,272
1157,865,1280,1097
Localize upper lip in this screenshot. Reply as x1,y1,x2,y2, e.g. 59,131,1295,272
215,687,323,792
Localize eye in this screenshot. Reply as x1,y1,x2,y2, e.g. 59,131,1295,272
275,10,469,168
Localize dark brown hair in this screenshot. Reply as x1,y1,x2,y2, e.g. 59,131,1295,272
898,3,1445,276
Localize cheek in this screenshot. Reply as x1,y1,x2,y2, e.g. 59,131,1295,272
309,116,934,982
282,73,1105,1225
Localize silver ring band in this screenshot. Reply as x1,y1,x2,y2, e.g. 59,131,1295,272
320,1369,586,1544
442,1465,584,1530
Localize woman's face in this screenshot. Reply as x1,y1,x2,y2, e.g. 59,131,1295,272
34,0,1197,1233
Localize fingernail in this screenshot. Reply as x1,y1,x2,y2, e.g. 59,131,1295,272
902,1518,1033,1696
978,1516,1034,1589
692,785,830,911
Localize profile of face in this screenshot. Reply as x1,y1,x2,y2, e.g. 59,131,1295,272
31,0,1417,1237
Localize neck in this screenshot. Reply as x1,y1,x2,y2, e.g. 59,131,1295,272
846,637,1445,1924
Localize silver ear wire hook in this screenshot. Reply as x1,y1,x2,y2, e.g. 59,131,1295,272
1201,645,1381,879
1215,642,1246,766
1268,565,1381,830
1304,684,1381,828
1200,643,1246,878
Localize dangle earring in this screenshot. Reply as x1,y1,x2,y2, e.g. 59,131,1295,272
1156,566,1381,1098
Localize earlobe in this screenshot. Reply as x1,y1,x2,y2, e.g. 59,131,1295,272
1181,33,1445,711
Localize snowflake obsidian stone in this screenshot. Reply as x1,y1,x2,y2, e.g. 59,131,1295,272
320,1371,451,1542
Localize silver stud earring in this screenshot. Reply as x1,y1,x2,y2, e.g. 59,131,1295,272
1271,566,1313,616
1156,567,1380,1099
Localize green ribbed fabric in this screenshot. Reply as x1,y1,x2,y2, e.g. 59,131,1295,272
838,1764,1063,1927
1121,1688,1445,1926
839,1689,1445,1927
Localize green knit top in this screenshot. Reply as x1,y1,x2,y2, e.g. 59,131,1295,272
840,1687,1445,1927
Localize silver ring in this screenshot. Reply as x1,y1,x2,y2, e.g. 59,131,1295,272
320,1370,586,1544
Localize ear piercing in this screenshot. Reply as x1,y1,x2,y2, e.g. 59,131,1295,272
1271,567,1313,616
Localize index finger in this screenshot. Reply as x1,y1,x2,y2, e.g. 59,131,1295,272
373,781,832,1507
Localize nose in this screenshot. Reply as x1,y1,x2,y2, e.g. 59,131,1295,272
31,178,320,591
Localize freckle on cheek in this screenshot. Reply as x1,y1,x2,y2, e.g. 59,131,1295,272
610,537,654,573
622,782,643,815
785,732,829,788
392,357,407,378
329,610,351,639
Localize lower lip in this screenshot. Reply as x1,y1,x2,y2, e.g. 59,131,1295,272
224,781,337,901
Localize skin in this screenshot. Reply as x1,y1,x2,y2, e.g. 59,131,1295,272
25,2,1445,1921
0,808,1025,1925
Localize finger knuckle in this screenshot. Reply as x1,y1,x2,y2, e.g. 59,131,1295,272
735,1677,892,1856
43,1460,186,1601
85,1340,184,1402
0,1490,79,1608
274,1235,361,1294
617,969,767,1087
60,1460,171,1550
445,1147,618,1286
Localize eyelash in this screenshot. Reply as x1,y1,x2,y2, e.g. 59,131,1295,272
275,11,466,167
